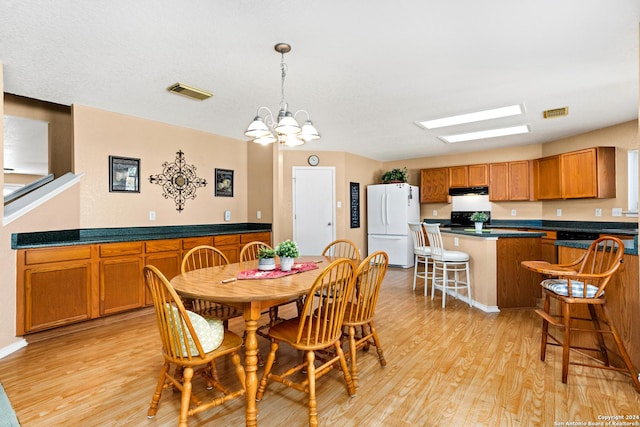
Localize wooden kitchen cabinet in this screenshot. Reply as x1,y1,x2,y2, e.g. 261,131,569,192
99,242,144,315
561,147,615,199
449,164,488,188
17,245,93,335
490,160,532,201
534,155,562,200
534,147,615,200
16,230,271,335
420,167,449,203
145,239,182,305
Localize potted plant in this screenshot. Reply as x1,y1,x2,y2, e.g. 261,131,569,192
381,167,408,184
257,247,277,271
275,240,299,272
470,211,489,233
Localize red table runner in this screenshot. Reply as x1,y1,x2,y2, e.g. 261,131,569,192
238,261,319,280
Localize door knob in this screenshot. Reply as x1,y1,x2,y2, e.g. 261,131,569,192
327,222,332,226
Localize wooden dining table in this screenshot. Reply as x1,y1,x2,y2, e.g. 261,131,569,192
170,255,336,427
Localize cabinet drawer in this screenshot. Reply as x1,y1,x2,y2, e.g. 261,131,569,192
182,236,214,250
24,245,92,265
214,234,240,246
145,239,180,253
241,232,271,244
99,242,143,257
542,231,557,240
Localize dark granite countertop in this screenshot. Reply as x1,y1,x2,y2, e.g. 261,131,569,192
556,239,637,256
440,227,546,238
425,219,638,236
11,223,272,249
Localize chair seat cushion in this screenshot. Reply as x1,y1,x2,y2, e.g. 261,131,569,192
168,305,225,356
414,246,431,256
433,250,469,262
541,278,601,298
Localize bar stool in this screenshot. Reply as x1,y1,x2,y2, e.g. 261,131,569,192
408,222,432,295
423,223,472,308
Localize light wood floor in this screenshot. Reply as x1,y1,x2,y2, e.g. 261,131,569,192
1,267,639,426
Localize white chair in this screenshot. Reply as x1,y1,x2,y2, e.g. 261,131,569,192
408,222,432,295
423,223,472,308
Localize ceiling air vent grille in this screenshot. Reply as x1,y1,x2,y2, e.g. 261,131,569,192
543,107,569,119
167,83,213,100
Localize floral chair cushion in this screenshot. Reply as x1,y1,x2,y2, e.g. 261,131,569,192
541,278,601,298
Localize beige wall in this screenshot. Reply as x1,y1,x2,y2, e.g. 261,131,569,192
73,105,249,228
275,150,381,252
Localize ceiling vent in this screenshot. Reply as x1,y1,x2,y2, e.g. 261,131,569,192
543,107,569,119
167,83,213,100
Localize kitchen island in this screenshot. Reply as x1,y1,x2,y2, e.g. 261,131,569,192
438,227,545,311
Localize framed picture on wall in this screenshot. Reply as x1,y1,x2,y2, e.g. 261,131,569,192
215,168,234,197
109,156,140,193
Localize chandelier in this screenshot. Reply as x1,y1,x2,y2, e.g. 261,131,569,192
244,43,320,147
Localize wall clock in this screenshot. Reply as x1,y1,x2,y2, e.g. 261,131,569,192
308,155,319,166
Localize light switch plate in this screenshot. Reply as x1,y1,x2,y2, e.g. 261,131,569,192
595,208,602,217
612,208,622,217
556,208,562,217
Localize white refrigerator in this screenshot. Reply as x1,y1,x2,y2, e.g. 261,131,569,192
367,183,420,268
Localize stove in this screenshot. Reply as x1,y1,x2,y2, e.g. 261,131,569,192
450,211,491,228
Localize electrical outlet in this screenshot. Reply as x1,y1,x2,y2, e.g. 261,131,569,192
224,210,231,221
595,208,602,217
337,201,342,208
511,209,517,217
612,208,623,217
149,211,156,221
257,210,262,219
432,210,438,216
556,208,562,217
454,237,459,247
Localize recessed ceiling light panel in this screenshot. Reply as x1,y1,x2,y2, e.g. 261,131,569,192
419,104,524,129
439,124,530,143
167,82,213,100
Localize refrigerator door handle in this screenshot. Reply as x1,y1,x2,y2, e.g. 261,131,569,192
384,193,390,226
370,235,403,240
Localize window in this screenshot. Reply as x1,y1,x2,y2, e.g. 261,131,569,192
627,149,638,216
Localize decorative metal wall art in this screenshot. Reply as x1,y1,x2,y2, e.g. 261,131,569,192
148,150,207,212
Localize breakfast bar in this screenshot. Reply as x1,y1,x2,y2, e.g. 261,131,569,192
437,227,545,311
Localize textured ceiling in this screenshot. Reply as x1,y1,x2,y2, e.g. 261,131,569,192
1,0,639,162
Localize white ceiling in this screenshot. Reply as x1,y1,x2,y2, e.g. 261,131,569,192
1,1,639,162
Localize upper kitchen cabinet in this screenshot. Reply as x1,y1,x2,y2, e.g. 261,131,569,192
449,164,488,188
489,160,532,201
534,155,562,200
420,167,449,203
534,147,615,200
561,147,615,199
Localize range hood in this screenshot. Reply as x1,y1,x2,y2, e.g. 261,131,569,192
448,186,489,196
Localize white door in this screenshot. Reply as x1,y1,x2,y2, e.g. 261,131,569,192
293,167,335,255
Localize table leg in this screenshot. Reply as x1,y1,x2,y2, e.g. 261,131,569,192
244,303,261,427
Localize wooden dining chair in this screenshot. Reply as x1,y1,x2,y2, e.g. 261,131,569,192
322,239,360,260
535,236,640,392
181,245,242,327
256,258,357,426
343,250,389,389
144,265,246,427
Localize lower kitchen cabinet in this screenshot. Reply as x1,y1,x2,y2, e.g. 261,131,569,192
16,231,271,335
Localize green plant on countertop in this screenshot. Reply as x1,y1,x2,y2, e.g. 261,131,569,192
257,247,276,259
470,212,489,223
381,167,408,184
275,240,299,258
